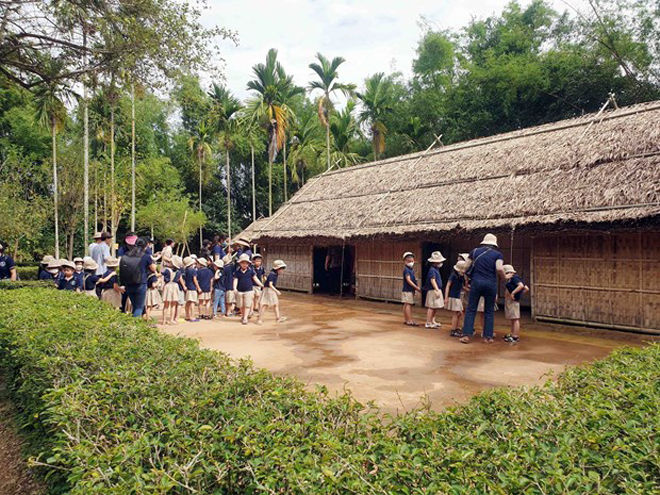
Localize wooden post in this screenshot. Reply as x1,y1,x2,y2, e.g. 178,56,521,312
530,236,536,319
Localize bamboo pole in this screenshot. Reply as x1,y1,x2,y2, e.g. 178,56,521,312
83,30,89,255
226,150,231,244
251,144,256,222
131,83,136,231
52,119,59,258
283,138,287,202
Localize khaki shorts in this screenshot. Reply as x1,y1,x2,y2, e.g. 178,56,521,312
185,290,198,303
505,298,521,319
445,297,463,312
401,291,415,305
199,291,212,301
237,290,254,308
425,290,444,309
226,290,236,304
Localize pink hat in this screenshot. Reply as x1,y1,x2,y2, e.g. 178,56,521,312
125,235,138,246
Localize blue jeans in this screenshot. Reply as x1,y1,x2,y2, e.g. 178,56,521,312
213,289,226,316
125,283,147,317
462,278,497,338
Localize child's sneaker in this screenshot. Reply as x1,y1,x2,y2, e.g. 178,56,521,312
425,323,439,329
503,334,520,344
450,329,462,337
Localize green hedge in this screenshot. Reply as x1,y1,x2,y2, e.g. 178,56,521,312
16,265,38,280
0,288,659,494
0,280,54,290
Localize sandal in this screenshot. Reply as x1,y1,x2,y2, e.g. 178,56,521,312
459,336,471,344
277,317,287,323
404,321,420,327
483,338,494,344
450,329,463,337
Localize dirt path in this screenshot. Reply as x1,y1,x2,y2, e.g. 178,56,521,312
0,374,45,495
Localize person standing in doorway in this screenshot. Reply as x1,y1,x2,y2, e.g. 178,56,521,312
401,252,421,326
459,233,505,344
325,246,343,294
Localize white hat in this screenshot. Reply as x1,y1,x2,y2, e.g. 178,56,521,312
41,255,54,265
252,253,262,259
93,231,103,239
222,254,233,265
197,258,208,267
74,257,84,264
273,259,287,270
481,233,498,247
190,254,198,260
104,256,119,268
83,258,98,270
458,253,470,262
171,256,183,269
47,259,61,269
60,259,76,269
503,264,516,274
235,239,250,248
454,260,467,273
183,256,195,268
237,253,251,264
427,251,446,263
402,251,415,260
213,259,224,269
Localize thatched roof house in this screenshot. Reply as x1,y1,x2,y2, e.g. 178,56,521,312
241,101,660,334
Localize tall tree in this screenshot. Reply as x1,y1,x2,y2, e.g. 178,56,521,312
329,100,362,168
356,73,394,161
246,49,304,215
187,121,213,248
308,53,356,170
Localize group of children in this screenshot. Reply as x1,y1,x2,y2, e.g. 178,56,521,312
401,249,529,344
38,236,288,326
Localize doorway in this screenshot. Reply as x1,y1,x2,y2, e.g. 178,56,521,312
313,245,355,296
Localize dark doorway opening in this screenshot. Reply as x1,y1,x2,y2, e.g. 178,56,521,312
421,241,452,305
313,245,355,296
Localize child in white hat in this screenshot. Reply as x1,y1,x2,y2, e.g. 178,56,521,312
99,256,123,309
57,260,80,292
233,253,264,325
257,260,287,325
161,256,182,325
424,251,446,329
183,256,202,322
196,257,214,319
222,254,236,317
82,258,100,297
251,253,265,316
401,252,421,326
503,265,529,344
211,258,226,318
445,260,467,337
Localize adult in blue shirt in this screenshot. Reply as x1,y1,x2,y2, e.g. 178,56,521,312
234,239,253,260
91,232,112,275
212,235,226,261
460,233,506,344
0,243,16,281
123,238,156,317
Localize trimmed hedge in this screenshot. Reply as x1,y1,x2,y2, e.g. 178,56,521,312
0,288,659,494
16,265,39,280
0,280,54,290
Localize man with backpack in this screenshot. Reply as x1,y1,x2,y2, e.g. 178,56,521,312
120,237,157,317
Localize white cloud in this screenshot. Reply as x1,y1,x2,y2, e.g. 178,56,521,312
201,0,589,99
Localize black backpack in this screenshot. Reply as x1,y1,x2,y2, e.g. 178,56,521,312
119,255,143,285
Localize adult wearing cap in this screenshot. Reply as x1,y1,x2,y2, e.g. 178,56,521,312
91,231,112,275
234,238,253,260
89,231,103,256
460,233,506,344
0,243,16,281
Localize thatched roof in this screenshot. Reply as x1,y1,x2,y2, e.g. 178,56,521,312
240,101,660,242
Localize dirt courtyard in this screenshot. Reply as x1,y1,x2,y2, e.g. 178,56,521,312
160,293,652,412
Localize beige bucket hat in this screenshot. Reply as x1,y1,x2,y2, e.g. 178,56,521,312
273,260,287,270
237,253,251,264
40,255,54,265
213,259,224,269
458,253,470,262
235,239,250,248
454,260,467,273
402,251,415,260
60,259,76,270
171,255,183,269
83,258,99,271
481,233,498,247
252,253,262,260
503,264,516,274
428,251,446,263
46,259,61,269
222,254,233,265
74,257,84,264
104,256,119,268
183,256,195,268
93,231,103,239
197,258,208,267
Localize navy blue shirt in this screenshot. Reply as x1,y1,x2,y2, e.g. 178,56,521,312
147,273,158,289
184,267,198,291
447,271,465,299
98,269,117,290
236,248,253,260
254,265,265,282
39,270,55,281
223,263,234,290
266,270,278,288
402,266,417,292
0,255,16,279
424,266,442,292
212,245,225,259
117,246,128,257
138,254,154,285
197,267,213,292
83,272,99,291
506,274,525,301
75,272,84,288
468,247,504,284
58,275,80,291
235,267,256,292
213,269,225,291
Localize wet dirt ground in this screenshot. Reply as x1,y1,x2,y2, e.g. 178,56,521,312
160,293,654,413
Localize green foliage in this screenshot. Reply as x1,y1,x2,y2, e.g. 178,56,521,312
0,280,53,290
14,266,39,281
1,288,659,494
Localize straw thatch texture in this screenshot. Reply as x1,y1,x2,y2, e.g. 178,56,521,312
239,101,660,242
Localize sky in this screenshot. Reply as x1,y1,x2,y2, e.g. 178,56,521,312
203,0,588,100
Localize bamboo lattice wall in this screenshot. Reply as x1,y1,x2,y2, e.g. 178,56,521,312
261,244,312,293
532,232,660,333
355,241,422,304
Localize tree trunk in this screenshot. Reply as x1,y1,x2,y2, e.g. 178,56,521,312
131,83,136,232
52,120,59,258
268,155,273,217
198,154,203,250
94,165,98,232
226,150,231,243
110,105,115,254
103,169,107,232
283,138,287,201
251,144,256,222
326,121,331,171
83,30,90,254
68,230,74,260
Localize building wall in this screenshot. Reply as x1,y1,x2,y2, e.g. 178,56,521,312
532,231,660,333
260,243,312,293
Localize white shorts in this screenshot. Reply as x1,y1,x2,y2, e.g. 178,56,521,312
425,290,444,309
401,291,415,305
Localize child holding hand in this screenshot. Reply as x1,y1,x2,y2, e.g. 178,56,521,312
503,264,529,344
401,252,421,326
257,260,287,325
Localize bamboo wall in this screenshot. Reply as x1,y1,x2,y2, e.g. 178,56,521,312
355,241,423,304
261,243,312,293
532,232,660,333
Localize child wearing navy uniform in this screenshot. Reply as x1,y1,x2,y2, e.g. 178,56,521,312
257,260,287,324
503,264,529,344
233,253,263,325
161,256,182,325
196,258,214,319
212,259,226,318
57,260,80,291
424,251,446,329
99,256,123,308
252,253,265,315
82,258,100,297
445,260,467,337
183,257,201,322
401,252,421,326
222,255,236,316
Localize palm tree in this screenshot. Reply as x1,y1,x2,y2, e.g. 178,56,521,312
356,72,394,161
246,48,304,215
400,116,432,152
240,115,265,222
288,109,323,185
308,53,355,171
187,121,213,249
329,100,362,168
208,83,242,242
35,82,69,259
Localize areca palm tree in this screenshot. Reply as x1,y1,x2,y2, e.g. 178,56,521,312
208,83,242,242
308,53,355,171
356,72,394,161
329,100,362,168
188,121,213,248
35,82,69,258
246,48,304,215
288,110,323,185
239,115,266,222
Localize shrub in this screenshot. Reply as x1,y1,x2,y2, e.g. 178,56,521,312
0,280,54,290
15,265,38,280
0,288,659,494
